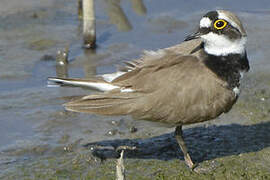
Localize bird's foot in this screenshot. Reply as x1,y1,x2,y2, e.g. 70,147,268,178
184,154,197,169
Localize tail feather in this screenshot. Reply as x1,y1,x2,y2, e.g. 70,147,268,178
47,77,120,92
64,93,141,115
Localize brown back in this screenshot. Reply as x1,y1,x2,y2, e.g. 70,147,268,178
65,52,237,126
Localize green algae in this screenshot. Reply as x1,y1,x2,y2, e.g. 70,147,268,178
2,148,269,179
2,123,270,180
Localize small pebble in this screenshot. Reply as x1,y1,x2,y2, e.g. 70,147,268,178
64,146,72,152
111,120,119,126
31,12,38,18
83,129,93,134
129,126,137,133
106,129,118,136
40,54,55,61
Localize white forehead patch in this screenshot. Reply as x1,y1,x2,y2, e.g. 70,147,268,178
200,17,212,28
217,11,240,31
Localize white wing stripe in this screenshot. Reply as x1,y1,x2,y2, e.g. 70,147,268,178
100,71,126,82
48,78,119,91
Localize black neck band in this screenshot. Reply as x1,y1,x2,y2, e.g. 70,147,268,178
203,51,250,89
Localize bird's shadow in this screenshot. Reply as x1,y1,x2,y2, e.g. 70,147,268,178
84,121,270,163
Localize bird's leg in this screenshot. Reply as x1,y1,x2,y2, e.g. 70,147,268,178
175,125,195,169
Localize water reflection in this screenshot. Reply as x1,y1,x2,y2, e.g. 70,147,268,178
54,48,98,79
55,47,69,78
82,49,97,78
56,0,147,79
131,0,147,16
105,0,132,32
78,0,147,32
104,0,147,32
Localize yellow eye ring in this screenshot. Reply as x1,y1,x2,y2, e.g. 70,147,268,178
214,19,227,30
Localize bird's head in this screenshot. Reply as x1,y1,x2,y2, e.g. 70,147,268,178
186,10,247,56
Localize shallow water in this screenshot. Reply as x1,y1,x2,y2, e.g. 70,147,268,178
0,0,270,176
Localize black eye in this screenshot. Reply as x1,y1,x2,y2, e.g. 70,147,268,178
214,19,227,30
216,21,224,27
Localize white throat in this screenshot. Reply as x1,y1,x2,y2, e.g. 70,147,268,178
201,32,246,56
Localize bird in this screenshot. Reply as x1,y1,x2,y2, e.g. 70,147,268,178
48,10,250,169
